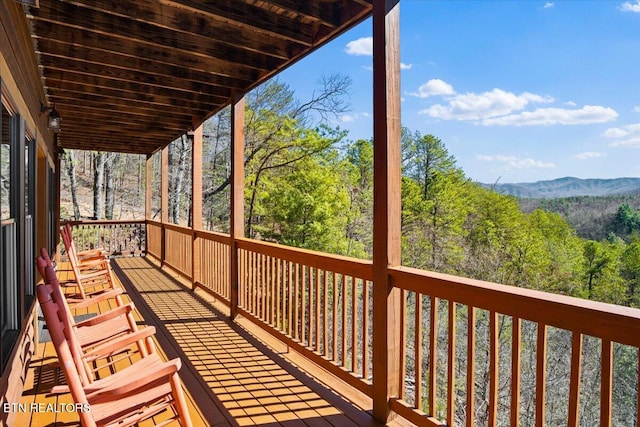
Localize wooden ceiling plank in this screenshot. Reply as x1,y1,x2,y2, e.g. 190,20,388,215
259,0,346,28
31,22,254,88
49,86,220,113
49,90,208,118
53,109,193,130
54,103,197,122
160,0,316,46
59,139,159,154
44,73,228,106
31,3,284,74
36,39,244,95
51,0,298,61
39,55,234,98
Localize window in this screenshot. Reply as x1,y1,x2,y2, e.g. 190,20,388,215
1,103,19,371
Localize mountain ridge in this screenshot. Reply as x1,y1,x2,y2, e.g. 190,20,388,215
482,176,640,199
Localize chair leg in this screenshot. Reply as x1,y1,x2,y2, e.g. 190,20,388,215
169,373,193,427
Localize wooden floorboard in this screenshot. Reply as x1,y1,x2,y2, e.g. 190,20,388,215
112,257,387,427
15,257,412,427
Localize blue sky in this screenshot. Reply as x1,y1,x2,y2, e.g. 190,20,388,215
277,0,640,184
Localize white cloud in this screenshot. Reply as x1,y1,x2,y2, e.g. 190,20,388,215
603,123,640,138
481,105,618,126
345,37,373,56
409,79,455,98
575,152,604,160
338,112,372,123
620,1,640,12
420,88,553,120
543,2,555,8
477,155,556,169
564,101,577,107
400,63,413,70
634,106,640,113
609,137,640,147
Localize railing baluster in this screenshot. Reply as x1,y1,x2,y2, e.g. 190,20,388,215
342,274,347,368
331,272,338,363
536,324,548,427
568,332,583,427
352,276,358,374
489,311,498,427
363,279,370,381
315,269,320,352
447,301,456,426
399,289,406,400
467,306,476,427
294,263,300,341
276,257,281,330
511,316,521,427
429,295,437,415
288,261,293,337
600,339,613,427
301,266,307,345
324,271,329,358
415,292,423,410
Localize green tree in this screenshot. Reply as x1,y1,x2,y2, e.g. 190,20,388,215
620,241,640,306
254,154,350,254
581,240,625,303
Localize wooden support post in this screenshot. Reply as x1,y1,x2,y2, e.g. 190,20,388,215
145,154,152,254
230,95,245,320
160,146,169,265
372,0,402,422
191,125,203,290
145,154,152,221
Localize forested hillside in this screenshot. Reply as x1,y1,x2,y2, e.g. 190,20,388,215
61,77,640,308
520,195,640,240
60,77,640,425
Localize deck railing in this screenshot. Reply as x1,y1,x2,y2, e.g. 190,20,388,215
389,266,640,427
65,220,146,257
76,220,640,426
236,238,374,396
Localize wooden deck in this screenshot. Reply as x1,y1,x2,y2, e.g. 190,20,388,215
15,257,403,427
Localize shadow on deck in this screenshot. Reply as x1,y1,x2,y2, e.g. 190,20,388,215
111,257,386,427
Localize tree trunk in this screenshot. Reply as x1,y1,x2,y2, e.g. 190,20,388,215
104,153,118,220
171,137,189,224
93,152,106,219
65,150,81,220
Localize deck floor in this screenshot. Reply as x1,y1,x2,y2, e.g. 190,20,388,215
17,257,395,427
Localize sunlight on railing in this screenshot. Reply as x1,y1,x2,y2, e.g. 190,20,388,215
73,220,640,427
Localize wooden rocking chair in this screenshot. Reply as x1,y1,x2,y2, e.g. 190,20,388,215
38,266,193,427
59,227,121,301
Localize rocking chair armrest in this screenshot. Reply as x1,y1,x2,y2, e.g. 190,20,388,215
74,303,135,327
77,268,110,281
77,248,105,258
76,257,108,268
67,288,124,309
85,358,181,399
82,326,156,361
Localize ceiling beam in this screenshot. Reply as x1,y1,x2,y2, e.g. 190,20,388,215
43,71,231,106
31,3,286,74
48,85,222,112
36,38,251,94
39,55,237,98
161,0,317,46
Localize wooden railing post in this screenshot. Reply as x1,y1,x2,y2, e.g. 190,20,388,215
191,124,203,290
230,95,245,319
145,154,152,256
160,146,169,266
372,0,402,422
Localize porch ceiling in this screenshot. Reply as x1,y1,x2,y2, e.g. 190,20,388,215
26,0,372,155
